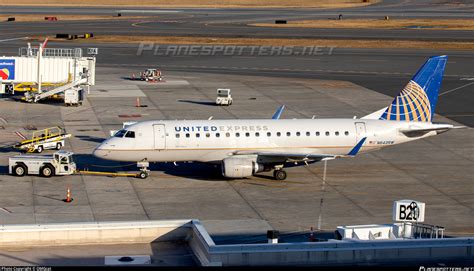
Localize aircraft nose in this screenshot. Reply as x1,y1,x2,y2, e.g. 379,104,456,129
93,142,109,158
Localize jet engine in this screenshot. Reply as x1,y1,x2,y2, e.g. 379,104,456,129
221,157,265,178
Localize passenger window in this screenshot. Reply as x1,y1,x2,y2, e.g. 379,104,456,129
196,133,200,138
267,132,271,137
255,132,260,137
306,132,310,136
325,131,330,136
286,132,291,136
345,131,349,136
226,132,230,137
335,132,339,136
296,132,301,136
206,133,210,138
277,132,281,137
316,132,320,136
175,134,180,138
186,133,190,138
236,132,240,137
246,132,250,137
216,133,220,138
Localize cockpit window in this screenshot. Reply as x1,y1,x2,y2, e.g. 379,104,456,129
114,129,127,138
125,131,135,138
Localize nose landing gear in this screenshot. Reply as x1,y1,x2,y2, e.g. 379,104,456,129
137,160,150,179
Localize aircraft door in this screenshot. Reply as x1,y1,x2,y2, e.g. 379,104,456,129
153,124,166,149
355,122,366,142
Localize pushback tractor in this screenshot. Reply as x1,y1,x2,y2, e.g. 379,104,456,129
9,150,76,177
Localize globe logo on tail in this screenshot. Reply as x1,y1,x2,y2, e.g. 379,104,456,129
381,80,431,122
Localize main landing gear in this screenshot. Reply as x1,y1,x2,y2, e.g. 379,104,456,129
273,169,287,181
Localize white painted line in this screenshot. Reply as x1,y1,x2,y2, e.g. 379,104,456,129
0,37,29,43
439,82,474,96
0,207,12,214
117,10,181,13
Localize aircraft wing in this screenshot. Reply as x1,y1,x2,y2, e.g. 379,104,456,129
233,137,367,163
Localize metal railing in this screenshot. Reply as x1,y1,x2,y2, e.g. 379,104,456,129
411,223,445,239
19,47,82,58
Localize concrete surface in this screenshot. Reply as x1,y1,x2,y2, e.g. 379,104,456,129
0,68,472,241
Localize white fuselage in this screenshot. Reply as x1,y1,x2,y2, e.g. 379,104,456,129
93,119,442,163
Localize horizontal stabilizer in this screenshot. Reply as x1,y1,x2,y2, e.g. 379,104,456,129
400,124,463,137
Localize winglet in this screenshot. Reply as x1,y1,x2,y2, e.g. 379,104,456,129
272,105,285,120
347,137,367,156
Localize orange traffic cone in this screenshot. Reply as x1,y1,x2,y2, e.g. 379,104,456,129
64,187,73,203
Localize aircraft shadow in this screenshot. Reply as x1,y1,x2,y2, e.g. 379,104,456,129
75,135,106,144
0,165,8,174
74,154,225,181
150,162,225,181
178,99,217,106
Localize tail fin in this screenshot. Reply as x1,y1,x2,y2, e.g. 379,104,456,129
379,55,447,122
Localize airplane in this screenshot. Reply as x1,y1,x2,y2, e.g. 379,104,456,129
93,55,463,180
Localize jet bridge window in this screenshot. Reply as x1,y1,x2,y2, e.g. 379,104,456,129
114,129,127,138
124,131,135,138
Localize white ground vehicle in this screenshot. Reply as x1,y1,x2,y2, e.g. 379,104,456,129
140,69,163,82
216,88,232,106
9,151,76,177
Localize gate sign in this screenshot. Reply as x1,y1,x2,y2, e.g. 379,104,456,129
392,199,425,222
0,59,15,80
